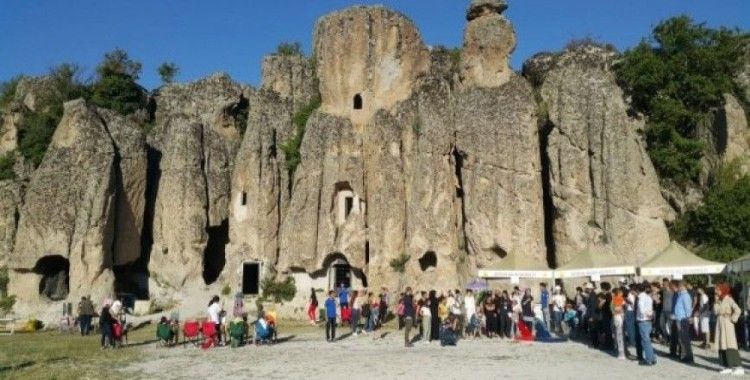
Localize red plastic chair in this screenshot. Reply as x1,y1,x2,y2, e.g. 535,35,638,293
183,321,200,346
516,321,534,342
201,321,218,349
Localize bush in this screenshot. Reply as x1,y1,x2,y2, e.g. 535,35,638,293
389,254,411,273
157,62,179,84
260,276,296,303
0,295,15,315
276,42,303,56
281,97,320,181
221,284,232,296
18,108,59,167
614,16,747,184
91,49,146,115
0,75,25,109
0,152,15,180
0,267,9,294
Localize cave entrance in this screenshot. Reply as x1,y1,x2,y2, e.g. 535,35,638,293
242,262,260,295
353,94,363,110
327,258,352,290
203,219,229,285
34,255,70,301
418,251,437,272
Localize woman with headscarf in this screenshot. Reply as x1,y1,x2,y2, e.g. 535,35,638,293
429,290,440,341
483,293,497,338
715,283,744,375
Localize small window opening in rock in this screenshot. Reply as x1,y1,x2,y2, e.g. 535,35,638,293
241,191,247,206
34,255,70,301
203,219,229,285
344,196,354,219
353,94,363,110
242,262,260,295
418,251,438,272
489,244,507,259
365,241,370,265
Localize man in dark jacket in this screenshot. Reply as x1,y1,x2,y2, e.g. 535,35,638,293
403,287,416,347
78,296,95,336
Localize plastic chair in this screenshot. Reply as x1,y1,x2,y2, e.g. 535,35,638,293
201,321,218,349
182,320,200,346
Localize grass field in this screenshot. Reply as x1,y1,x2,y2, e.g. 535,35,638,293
0,326,154,380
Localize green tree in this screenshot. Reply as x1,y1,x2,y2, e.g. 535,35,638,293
157,62,179,84
614,16,747,184
91,49,146,115
0,75,25,109
0,152,15,181
673,163,750,262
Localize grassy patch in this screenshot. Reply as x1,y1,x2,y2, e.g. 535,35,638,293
0,328,153,380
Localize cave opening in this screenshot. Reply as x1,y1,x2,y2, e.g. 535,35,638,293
34,255,70,301
539,119,558,268
242,262,260,295
353,93,363,110
418,251,438,272
203,219,229,285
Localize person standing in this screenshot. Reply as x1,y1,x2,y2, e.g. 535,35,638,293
78,296,95,336
611,288,626,359
540,283,550,330
715,283,744,375
307,288,318,325
464,289,476,336
421,298,432,342
637,283,656,366
660,278,673,344
624,286,638,357
695,287,711,348
521,288,535,332
325,291,337,342
429,290,440,341
338,283,349,309
483,294,497,337
403,287,416,347
99,305,115,349
379,288,389,326
351,290,361,335
207,295,223,345
552,286,566,334
673,280,694,363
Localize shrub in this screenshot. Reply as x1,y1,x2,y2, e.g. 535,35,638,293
389,254,411,273
18,109,59,167
0,295,15,315
614,16,747,184
0,152,15,180
260,276,296,303
281,97,320,181
0,267,8,294
91,49,146,115
157,62,179,84
0,75,25,109
276,42,303,56
221,284,232,296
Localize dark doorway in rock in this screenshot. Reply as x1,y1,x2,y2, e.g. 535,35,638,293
451,147,465,198
333,263,352,288
418,251,437,272
365,240,370,265
34,255,70,301
241,191,248,206
344,196,354,219
203,219,229,285
242,262,260,295
113,264,150,300
353,94,363,110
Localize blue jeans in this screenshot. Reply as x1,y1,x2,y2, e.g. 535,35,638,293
624,310,636,349
80,315,92,336
553,311,563,332
366,310,379,332
638,321,655,364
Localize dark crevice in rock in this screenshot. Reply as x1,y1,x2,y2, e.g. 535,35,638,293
418,251,437,272
133,145,161,297
451,142,469,253
203,218,228,285
539,118,558,268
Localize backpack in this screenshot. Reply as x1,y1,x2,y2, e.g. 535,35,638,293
397,302,405,316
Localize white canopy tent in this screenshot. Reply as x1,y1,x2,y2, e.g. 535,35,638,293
639,241,725,278
477,252,552,283
726,254,750,274
554,247,636,281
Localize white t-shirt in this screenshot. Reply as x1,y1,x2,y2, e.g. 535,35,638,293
552,294,566,312
420,305,431,317
464,296,476,319
208,303,222,324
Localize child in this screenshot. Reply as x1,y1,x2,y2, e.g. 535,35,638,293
467,309,482,339
325,291,337,342
563,303,578,339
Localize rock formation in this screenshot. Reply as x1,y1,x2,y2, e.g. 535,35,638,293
524,45,673,266
460,0,515,88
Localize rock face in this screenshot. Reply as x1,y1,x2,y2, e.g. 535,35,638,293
460,0,515,88
525,45,673,265
148,73,246,287
261,54,318,113
10,99,117,310
313,6,430,125
0,181,20,266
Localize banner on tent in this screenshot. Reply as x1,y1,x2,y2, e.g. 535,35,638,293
555,266,636,279
478,269,553,279
639,264,725,276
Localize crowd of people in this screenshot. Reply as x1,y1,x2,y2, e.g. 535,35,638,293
315,279,746,375
74,295,128,349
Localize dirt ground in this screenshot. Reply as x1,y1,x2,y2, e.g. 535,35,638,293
125,324,748,380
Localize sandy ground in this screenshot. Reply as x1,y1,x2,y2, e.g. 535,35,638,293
125,325,749,380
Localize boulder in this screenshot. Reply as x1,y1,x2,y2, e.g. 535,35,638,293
527,44,673,266
313,6,430,125
10,99,117,310
460,0,515,88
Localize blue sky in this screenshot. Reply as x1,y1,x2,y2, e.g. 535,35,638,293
1,0,748,89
